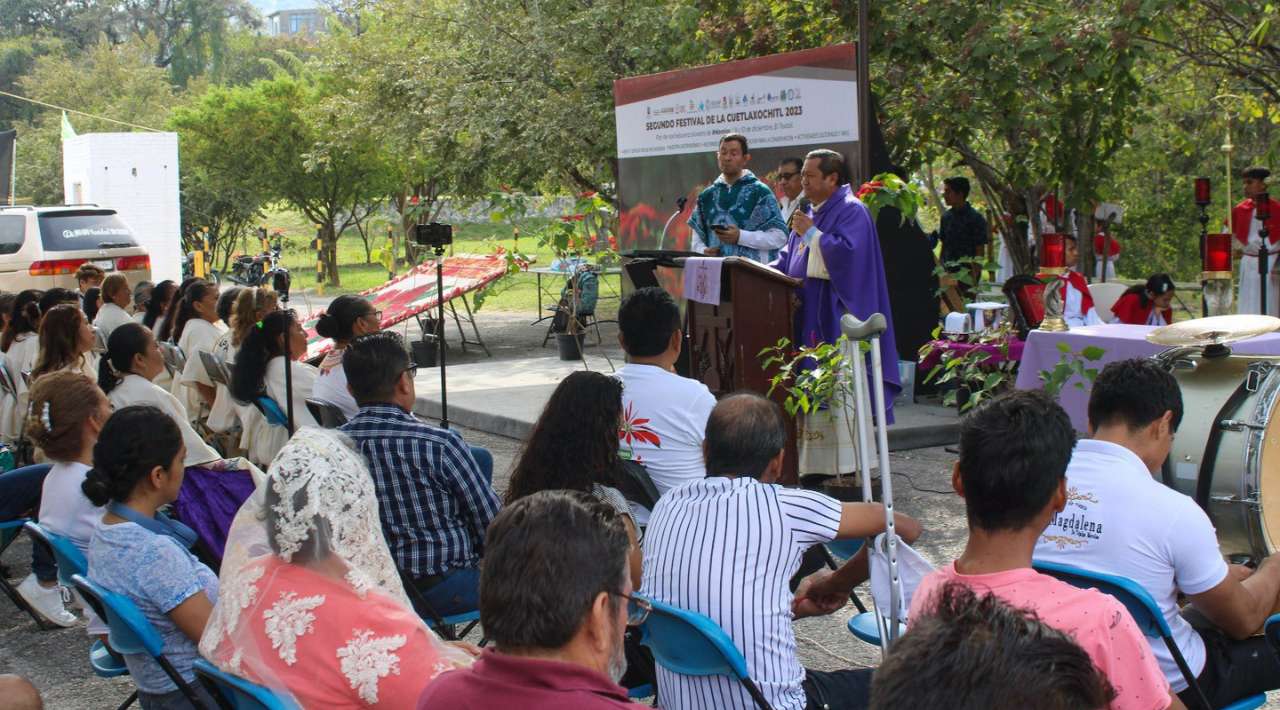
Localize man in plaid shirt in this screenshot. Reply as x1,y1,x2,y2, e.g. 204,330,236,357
339,332,501,619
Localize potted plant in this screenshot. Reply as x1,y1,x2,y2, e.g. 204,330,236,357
759,336,865,501
537,191,617,360
918,322,1019,411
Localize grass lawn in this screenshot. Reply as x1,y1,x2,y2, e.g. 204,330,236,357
250,205,614,315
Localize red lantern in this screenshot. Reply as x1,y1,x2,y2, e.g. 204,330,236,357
1195,177,1211,207
1203,232,1232,277
1040,232,1067,274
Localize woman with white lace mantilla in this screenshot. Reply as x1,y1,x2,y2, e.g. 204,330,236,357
200,427,476,707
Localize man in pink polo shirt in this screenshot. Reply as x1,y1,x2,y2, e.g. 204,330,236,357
909,390,1182,710
418,491,637,709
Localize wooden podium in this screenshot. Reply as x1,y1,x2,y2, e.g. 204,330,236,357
624,254,801,483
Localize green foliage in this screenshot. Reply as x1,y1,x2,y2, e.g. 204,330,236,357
931,257,1000,298
918,323,1018,411
1039,341,1106,400
760,336,852,419
855,172,924,225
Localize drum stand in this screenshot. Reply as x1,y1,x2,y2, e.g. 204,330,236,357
839,312,903,655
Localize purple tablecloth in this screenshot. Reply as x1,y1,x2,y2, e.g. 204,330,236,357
919,338,1026,374
173,466,255,561
1014,324,1280,431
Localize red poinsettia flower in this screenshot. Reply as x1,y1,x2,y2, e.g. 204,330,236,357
409,195,420,206
579,191,597,199
619,402,662,447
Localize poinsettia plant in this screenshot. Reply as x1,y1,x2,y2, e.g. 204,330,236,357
855,172,924,225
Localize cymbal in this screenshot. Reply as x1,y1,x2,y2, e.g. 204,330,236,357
1147,315,1280,347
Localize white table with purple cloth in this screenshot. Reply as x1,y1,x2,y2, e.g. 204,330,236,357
1014,323,1280,432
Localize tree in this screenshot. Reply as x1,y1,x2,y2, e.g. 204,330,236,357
351,0,705,204
11,40,180,205
170,68,388,286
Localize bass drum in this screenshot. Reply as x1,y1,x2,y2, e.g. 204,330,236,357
1165,350,1280,562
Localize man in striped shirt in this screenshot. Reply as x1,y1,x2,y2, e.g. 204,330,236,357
339,332,501,620
642,393,922,710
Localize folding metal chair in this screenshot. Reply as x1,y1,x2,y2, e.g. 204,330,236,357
635,593,772,710
1034,560,1265,710
71,574,221,710
159,342,186,377
304,399,348,429
200,352,228,388
397,570,485,643
24,523,136,709
194,659,299,710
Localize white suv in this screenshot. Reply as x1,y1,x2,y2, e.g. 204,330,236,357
0,205,152,292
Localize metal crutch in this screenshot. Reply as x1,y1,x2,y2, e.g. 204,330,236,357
840,312,902,654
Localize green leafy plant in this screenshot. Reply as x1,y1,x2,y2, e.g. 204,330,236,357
760,337,851,418
855,172,925,224
1039,342,1107,400
932,256,1001,298
918,323,1018,411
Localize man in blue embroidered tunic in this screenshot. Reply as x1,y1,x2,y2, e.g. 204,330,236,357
687,132,789,262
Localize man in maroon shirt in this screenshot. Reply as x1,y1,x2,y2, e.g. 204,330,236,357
417,491,637,709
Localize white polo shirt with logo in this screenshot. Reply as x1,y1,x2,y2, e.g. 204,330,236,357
1033,438,1228,692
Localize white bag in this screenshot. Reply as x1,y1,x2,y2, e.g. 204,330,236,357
868,532,935,625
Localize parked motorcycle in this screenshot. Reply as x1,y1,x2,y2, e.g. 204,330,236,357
184,242,289,300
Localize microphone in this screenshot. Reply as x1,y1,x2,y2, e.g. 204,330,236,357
676,196,688,212
790,197,811,231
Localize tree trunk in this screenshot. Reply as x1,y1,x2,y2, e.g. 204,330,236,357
320,222,341,287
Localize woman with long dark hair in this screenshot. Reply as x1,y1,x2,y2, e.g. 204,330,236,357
311,295,380,419
206,288,278,440
507,370,642,586
230,309,318,465
31,304,97,381
1,289,43,441
99,323,219,466
142,280,175,333
83,405,219,709
155,277,198,344
1111,274,1177,326
168,279,225,423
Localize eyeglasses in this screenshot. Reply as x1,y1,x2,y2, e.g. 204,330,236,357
611,592,652,626
778,172,799,181
365,310,383,322
402,363,419,380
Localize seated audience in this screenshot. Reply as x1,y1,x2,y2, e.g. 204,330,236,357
643,392,921,710
142,280,175,334
207,288,278,446
230,309,318,466
911,390,1176,710
99,323,220,466
131,281,152,322
38,287,80,315
25,372,110,634
82,287,102,325
418,490,636,709
93,273,134,341
872,582,1116,710
1,463,63,626
31,304,97,381
615,287,715,503
1035,359,1280,707
169,279,225,420
75,263,105,306
312,294,381,420
202,427,475,707
1060,235,1103,327
507,371,643,586
1112,274,1176,326
155,277,199,344
0,289,41,442
339,332,500,619
83,405,218,709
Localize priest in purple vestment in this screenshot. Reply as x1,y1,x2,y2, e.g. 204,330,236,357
771,149,901,424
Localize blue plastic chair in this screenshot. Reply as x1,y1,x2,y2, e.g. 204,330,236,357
71,574,214,710
0,517,54,629
1034,560,1265,710
193,659,299,710
24,523,136,708
635,594,772,710
255,396,289,428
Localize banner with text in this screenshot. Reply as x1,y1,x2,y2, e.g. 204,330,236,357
613,44,861,254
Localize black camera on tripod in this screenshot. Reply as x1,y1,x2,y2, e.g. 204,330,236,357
412,222,453,249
